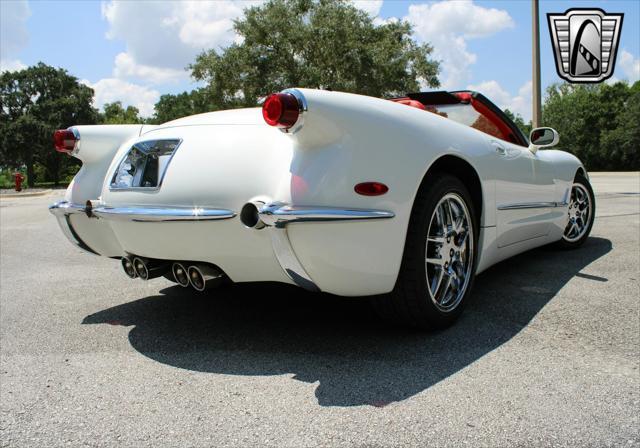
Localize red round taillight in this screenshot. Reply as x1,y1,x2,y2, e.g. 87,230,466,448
53,129,78,154
262,93,300,129
354,182,389,196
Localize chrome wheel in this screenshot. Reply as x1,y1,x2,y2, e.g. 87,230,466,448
425,193,474,312
563,183,592,242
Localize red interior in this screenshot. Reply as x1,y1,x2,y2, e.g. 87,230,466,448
453,92,513,142
390,92,516,143
390,98,426,110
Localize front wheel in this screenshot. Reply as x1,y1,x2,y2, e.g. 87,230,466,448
556,173,595,249
372,174,478,329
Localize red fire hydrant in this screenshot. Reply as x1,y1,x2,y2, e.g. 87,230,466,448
13,172,25,192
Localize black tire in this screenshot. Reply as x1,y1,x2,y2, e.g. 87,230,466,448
556,173,595,249
372,174,479,330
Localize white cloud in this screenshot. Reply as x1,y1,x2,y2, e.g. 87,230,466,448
618,50,640,83
0,0,30,72
0,59,27,73
351,0,383,17
113,52,187,84
101,0,262,84
82,78,160,118
467,80,532,121
406,0,514,89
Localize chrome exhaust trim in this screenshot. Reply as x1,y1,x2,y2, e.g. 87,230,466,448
132,257,170,281
187,264,224,292
121,256,138,279
239,201,266,229
171,262,190,288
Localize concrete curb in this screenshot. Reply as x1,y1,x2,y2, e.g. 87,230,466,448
0,189,53,199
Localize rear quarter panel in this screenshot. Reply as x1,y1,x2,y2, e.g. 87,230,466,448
282,89,499,295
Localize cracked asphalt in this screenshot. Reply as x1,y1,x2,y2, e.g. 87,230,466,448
1,172,638,447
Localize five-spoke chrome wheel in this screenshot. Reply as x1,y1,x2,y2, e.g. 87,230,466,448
425,193,474,312
563,183,592,243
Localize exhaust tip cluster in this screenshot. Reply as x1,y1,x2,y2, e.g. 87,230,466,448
121,256,223,292
172,263,190,288
121,257,137,279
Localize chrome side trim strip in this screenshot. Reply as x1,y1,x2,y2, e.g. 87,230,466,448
497,201,568,211
49,201,99,255
259,203,394,228
92,206,236,222
49,200,87,216
258,202,394,291
61,215,100,255
270,229,319,292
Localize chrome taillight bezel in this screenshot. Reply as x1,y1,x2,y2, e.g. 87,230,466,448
262,88,307,135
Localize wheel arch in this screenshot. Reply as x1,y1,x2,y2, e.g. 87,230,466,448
417,154,484,227
575,166,587,180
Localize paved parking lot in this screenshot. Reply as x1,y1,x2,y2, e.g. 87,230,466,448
1,172,638,447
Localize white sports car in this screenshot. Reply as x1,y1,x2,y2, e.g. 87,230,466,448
50,88,595,329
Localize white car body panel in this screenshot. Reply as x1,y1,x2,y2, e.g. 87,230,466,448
51,88,586,296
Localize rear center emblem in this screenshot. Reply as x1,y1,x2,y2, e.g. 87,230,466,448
547,8,623,83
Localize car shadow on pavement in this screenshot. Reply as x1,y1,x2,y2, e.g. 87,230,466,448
83,237,611,407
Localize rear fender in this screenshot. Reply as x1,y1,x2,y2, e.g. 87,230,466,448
64,125,146,204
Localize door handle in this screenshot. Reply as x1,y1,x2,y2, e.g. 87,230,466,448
494,145,507,155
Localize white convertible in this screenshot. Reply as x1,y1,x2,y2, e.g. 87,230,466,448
50,88,595,328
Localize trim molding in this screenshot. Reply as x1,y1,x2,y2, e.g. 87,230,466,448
257,202,394,292
92,205,236,222
497,201,568,211
50,201,236,222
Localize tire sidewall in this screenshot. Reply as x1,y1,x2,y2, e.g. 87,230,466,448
561,174,596,247
406,175,480,326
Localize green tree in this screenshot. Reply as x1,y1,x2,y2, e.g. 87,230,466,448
599,81,640,170
101,101,144,124
152,89,216,124
0,63,98,186
190,0,439,109
503,109,532,138
543,81,638,170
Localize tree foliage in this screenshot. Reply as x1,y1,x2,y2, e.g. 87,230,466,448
152,89,216,124
543,81,639,170
101,101,144,124
0,63,98,186
189,0,439,109
503,109,532,138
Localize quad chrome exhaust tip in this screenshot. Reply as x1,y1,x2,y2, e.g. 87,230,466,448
171,262,190,288
132,257,170,281
187,264,224,292
121,256,138,279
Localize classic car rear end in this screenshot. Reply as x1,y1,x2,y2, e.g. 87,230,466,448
50,87,594,329
50,89,427,297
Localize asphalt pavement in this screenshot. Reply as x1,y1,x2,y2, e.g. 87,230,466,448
1,172,638,447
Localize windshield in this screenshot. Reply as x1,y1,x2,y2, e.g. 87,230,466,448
426,103,506,141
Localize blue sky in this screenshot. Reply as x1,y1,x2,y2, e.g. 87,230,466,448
1,0,638,119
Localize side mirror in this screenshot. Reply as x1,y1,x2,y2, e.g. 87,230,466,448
528,127,559,153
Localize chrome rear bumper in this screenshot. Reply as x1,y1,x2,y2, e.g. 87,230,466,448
92,205,236,222
49,200,394,292
49,201,236,222
258,202,394,228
